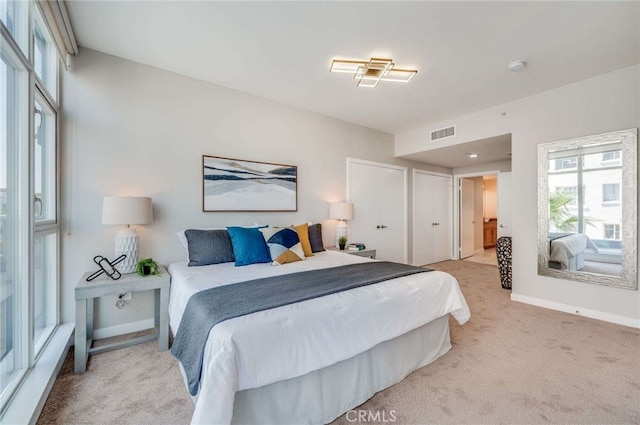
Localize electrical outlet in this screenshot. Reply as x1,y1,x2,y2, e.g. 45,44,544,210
121,292,132,301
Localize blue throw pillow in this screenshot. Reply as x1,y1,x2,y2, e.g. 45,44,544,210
226,226,272,266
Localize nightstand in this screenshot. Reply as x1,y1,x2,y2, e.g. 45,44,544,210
74,266,170,374
328,247,376,259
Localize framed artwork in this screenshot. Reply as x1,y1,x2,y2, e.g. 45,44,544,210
202,155,298,212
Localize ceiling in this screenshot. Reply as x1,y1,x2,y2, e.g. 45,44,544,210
400,134,512,169
66,1,639,165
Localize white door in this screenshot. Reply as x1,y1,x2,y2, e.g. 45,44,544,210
348,159,407,263
497,171,512,237
414,171,452,266
460,178,475,258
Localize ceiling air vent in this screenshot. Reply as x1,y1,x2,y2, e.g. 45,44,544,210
430,125,455,141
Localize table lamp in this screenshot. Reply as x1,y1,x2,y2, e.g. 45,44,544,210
102,196,153,274
329,202,354,247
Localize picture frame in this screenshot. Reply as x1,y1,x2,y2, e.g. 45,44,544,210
202,155,298,212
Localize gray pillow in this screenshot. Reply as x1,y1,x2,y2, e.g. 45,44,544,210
308,223,325,253
185,229,235,266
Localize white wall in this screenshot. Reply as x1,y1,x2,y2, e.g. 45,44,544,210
395,65,640,327
60,48,447,332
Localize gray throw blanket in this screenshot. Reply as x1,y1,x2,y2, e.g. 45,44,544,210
171,261,431,396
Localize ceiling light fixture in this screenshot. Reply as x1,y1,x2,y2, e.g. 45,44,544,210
507,60,526,71
330,57,417,88
466,153,479,158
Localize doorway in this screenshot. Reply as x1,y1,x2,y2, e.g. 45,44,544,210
455,171,509,266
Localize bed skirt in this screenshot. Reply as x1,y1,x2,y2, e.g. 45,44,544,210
228,315,451,424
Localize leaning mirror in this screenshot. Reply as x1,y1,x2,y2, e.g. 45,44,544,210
538,128,637,289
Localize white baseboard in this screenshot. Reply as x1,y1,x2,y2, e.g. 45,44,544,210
510,293,640,329
93,318,155,339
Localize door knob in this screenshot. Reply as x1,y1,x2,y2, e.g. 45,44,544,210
376,225,388,229
499,224,506,228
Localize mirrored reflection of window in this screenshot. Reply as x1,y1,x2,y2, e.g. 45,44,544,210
539,129,636,288
602,183,620,203
602,151,621,163
555,186,577,206
604,224,621,240
553,157,577,171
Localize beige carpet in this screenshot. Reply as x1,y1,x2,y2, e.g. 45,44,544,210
38,261,640,425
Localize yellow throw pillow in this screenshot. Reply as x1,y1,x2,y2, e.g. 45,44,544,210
294,223,314,257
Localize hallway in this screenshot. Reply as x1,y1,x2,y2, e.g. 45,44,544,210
464,248,497,266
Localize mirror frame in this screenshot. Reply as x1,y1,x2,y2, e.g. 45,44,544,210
537,128,638,289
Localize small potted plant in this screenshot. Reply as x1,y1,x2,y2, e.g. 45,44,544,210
338,236,348,250
136,258,160,277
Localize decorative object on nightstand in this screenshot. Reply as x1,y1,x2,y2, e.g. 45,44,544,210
74,265,170,374
136,258,160,276
328,246,376,259
102,196,153,274
338,236,347,250
86,254,127,281
329,202,354,247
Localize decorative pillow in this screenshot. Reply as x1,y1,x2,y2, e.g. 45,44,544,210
259,227,305,266
177,227,224,261
226,226,272,267
294,223,314,257
308,223,325,253
184,229,235,267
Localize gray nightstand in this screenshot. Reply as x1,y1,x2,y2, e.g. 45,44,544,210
329,247,376,259
74,266,170,374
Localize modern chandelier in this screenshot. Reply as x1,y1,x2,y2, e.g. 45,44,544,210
330,57,417,88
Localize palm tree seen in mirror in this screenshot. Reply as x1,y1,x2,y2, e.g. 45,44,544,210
549,189,596,232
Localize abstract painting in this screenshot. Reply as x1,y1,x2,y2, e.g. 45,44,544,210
202,155,297,211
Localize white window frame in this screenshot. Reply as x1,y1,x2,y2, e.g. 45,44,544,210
0,0,61,416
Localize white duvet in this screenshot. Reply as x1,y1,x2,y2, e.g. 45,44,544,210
549,233,588,268
168,251,470,424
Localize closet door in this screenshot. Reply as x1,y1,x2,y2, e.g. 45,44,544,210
413,171,452,266
347,158,407,263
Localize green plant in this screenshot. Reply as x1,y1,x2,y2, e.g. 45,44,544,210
338,236,348,245
549,189,596,231
136,258,160,277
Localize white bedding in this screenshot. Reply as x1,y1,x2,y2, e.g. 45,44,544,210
168,251,470,424
549,233,588,269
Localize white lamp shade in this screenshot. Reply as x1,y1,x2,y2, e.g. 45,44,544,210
329,202,354,220
102,196,153,225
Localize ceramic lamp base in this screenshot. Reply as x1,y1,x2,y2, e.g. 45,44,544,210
335,221,348,248
115,227,138,274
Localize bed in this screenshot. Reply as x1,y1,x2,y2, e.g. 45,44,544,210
548,233,597,271
168,250,470,424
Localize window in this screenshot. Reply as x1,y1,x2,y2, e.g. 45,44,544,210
602,183,620,203
602,151,620,161
555,186,577,206
0,47,25,410
34,11,57,100
604,224,621,240
553,157,577,171
0,1,28,55
34,97,56,223
1,1,60,413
